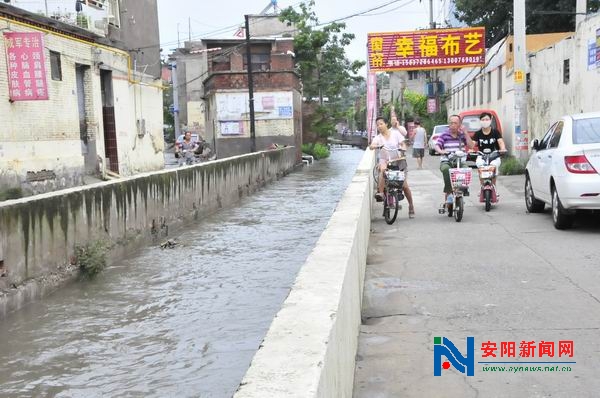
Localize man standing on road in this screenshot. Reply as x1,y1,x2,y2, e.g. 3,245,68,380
412,119,427,169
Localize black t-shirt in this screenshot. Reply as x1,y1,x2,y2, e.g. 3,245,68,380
473,128,502,152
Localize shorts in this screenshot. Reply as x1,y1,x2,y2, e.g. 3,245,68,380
475,156,501,169
412,148,425,158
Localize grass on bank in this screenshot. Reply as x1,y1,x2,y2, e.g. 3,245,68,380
302,143,331,160
499,156,526,175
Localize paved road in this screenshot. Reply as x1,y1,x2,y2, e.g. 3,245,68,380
354,153,600,398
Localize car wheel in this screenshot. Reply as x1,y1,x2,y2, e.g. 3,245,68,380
525,174,545,213
552,187,573,230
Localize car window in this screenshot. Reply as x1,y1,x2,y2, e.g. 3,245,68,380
433,125,448,135
462,116,481,132
548,121,563,148
538,123,557,150
460,114,498,132
573,117,600,144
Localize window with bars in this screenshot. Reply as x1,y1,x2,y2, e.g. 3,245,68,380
243,45,271,71
50,51,62,81
563,59,570,84
497,65,503,99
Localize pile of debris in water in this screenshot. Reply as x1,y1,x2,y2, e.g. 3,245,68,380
160,239,179,249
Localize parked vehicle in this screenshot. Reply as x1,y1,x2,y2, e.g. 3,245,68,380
439,150,472,222
459,109,503,162
428,124,449,155
524,112,600,229
477,149,502,211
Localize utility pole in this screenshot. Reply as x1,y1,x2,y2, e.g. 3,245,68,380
171,61,181,143
316,52,323,105
245,14,257,153
513,0,528,161
44,0,49,16
188,17,192,43
429,0,438,115
576,0,587,28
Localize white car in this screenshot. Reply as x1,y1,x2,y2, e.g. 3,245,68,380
428,124,449,155
525,112,600,229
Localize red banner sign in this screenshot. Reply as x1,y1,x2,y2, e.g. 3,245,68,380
367,27,486,72
3,32,49,101
366,71,377,143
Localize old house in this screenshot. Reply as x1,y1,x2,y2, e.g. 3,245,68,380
0,0,164,197
170,15,302,161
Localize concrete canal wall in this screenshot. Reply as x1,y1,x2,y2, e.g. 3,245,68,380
0,148,297,317
235,149,375,398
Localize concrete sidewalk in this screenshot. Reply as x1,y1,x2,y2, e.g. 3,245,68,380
353,165,600,397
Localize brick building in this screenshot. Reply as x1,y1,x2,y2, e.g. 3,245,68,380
170,16,302,161
0,2,164,197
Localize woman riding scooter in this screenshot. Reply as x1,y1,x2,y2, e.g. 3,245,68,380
473,112,507,185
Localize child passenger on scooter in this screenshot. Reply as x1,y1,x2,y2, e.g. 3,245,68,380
473,112,507,186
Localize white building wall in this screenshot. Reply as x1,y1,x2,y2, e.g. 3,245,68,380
113,80,165,176
448,12,600,153
0,20,90,191
528,15,600,142
0,17,164,194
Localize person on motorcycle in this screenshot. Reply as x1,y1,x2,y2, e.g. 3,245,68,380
176,131,199,165
435,114,475,201
473,112,507,186
369,116,415,218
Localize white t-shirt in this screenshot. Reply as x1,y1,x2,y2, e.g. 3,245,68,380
372,130,404,161
413,126,426,149
390,125,408,138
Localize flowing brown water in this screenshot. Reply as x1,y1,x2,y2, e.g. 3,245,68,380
0,149,364,398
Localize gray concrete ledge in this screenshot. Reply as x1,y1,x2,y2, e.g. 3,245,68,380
234,149,375,397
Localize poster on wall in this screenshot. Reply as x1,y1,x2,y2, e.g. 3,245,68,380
220,121,243,136
3,32,49,101
588,39,597,70
216,92,294,120
596,28,600,68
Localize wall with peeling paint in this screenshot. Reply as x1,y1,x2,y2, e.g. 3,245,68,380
0,148,296,316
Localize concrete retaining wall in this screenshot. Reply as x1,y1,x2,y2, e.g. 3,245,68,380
234,149,375,397
0,148,297,317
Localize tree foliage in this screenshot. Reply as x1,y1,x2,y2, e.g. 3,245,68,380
279,0,364,141
454,0,600,47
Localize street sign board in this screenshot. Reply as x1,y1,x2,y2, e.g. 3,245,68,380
367,27,486,72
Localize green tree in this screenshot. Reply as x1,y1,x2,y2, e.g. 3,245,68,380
162,62,175,143
454,0,600,47
280,1,364,144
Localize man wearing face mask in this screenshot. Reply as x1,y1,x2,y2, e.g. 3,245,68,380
473,112,507,186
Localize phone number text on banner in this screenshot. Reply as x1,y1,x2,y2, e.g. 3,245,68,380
368,27,486,72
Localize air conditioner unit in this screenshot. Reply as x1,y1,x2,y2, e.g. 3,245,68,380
94,19,108,31
85,0,106,10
